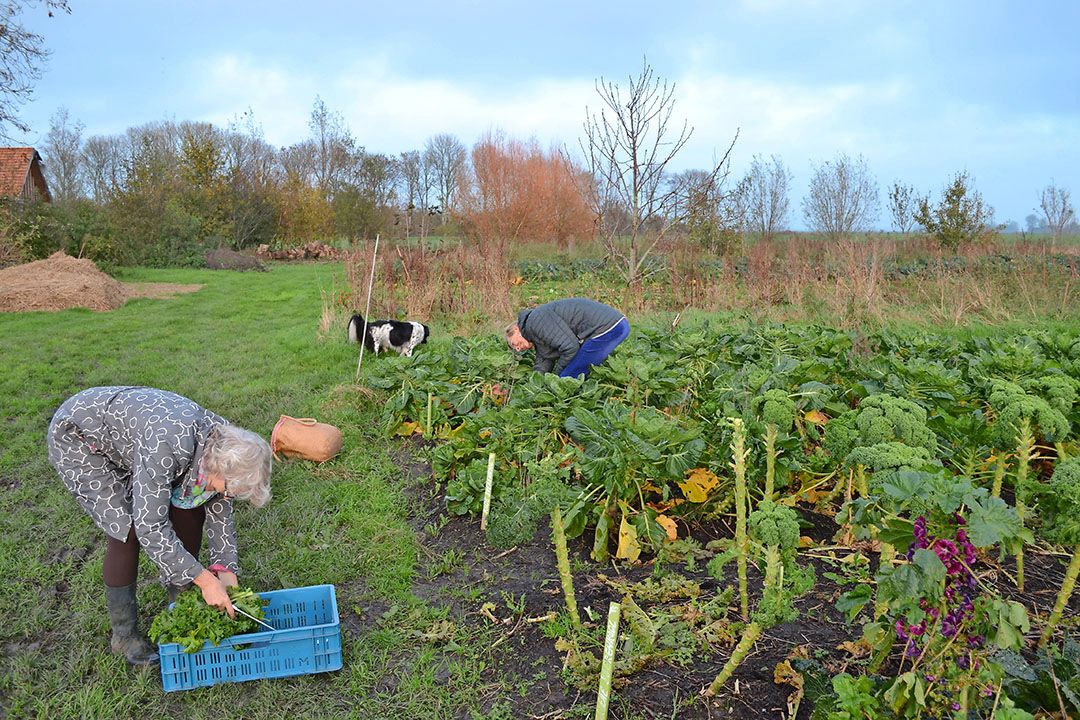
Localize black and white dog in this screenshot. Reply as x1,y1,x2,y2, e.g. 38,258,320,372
347,314,431,357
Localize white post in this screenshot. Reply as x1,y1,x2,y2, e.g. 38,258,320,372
480,452,496,531
595,601,622,720
355,234,380,383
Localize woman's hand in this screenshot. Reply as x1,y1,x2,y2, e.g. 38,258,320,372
193,569,235,618
216,570,239,588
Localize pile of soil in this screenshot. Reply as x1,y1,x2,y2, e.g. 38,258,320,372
0,251,127,312
205,248,266,272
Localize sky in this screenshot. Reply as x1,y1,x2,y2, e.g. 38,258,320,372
13,0,1080,229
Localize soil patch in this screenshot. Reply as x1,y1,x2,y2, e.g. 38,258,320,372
0,251,126,312
122,282,203,300
394,439,1079,719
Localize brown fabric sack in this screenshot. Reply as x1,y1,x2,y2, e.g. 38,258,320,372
270,415,343,463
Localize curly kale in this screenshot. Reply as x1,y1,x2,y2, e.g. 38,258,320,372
989,380,1071,448
749,499,800,560
845,442,936,484
824,410,859,460
1043,457,1080,546
853,394,937,453
752,389,796,432
1021,374,1078,416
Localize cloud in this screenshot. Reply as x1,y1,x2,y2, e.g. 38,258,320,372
189,53,595,153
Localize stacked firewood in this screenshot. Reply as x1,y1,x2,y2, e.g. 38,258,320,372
256,242,343,261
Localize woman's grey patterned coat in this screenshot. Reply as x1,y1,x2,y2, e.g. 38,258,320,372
47,386,239,584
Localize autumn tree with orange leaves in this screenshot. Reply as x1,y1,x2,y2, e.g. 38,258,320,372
459,130,594,248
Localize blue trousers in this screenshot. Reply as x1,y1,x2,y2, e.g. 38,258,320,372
559,317,630,379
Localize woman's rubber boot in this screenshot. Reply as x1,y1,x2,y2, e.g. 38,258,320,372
104,583,159,665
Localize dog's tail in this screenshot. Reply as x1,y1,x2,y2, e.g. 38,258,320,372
347,314,366,344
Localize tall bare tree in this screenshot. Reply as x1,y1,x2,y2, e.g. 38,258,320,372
1039,182,1074,241
308,96,356,200
42,105,83,202
81,134,128,201
0,0,69,137
887,181,918,234
742,154,791,242
579,57,736,283
802,153,879,240
423,133,466,219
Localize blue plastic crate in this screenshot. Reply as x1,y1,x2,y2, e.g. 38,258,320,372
158,584,342,692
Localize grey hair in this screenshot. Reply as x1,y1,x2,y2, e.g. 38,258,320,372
504,322,519,339
203,425,272,507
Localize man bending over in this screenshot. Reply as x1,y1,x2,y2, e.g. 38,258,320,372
505,297,630,378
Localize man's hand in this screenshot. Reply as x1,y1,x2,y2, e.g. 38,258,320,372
193,569,235,618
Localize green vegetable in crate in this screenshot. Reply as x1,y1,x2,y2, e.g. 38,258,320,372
150,586,268,653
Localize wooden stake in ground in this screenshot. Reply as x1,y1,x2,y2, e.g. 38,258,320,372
594,601,622,720
480,452,496,531
354,234,380,383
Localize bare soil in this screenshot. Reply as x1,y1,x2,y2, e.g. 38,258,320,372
122,282,203,300
393,438,1079,719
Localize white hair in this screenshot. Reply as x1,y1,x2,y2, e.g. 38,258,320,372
203,425,272,507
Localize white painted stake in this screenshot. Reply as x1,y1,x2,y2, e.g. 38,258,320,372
480,452,496,531
426,392,433,437
595,601,622,720
354,234,380,383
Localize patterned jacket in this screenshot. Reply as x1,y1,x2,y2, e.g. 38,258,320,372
517,298,625,374
47,386,238,584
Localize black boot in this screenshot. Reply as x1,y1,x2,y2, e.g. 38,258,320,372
104,583,159,665
166,583,192,604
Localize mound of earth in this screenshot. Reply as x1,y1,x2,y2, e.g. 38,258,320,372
205,248,266,271
0,251,127,312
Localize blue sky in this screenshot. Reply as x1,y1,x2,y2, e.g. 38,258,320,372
15,0,1080,228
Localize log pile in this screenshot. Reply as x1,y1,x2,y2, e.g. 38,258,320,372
256,242,343,261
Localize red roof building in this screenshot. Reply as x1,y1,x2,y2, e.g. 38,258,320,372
0,147,51,203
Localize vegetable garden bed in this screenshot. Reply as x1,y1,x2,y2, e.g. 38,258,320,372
375,321,1080,718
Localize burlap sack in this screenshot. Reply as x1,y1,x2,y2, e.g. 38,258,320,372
270,415,343,463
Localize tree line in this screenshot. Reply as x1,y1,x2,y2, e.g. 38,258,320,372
3,62,1077,269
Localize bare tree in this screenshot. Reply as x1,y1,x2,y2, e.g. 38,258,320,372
1039,182,1074,241
742,154,791,241
887,181,918,234
0,0,69,137
579,57,736,284
81,134,128,201
668,167,745,255
423,133,466,220
802,153,879,240
308,96,356,199
42,105,83,202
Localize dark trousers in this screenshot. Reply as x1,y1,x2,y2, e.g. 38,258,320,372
103,505,205,587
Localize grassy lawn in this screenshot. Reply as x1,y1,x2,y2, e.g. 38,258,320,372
0,264,510,720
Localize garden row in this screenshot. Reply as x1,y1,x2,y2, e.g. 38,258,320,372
369,322,1080,717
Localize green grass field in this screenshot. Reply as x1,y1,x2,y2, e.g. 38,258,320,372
0,264,514,720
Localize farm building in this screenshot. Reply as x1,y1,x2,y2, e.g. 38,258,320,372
0,147,51,203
